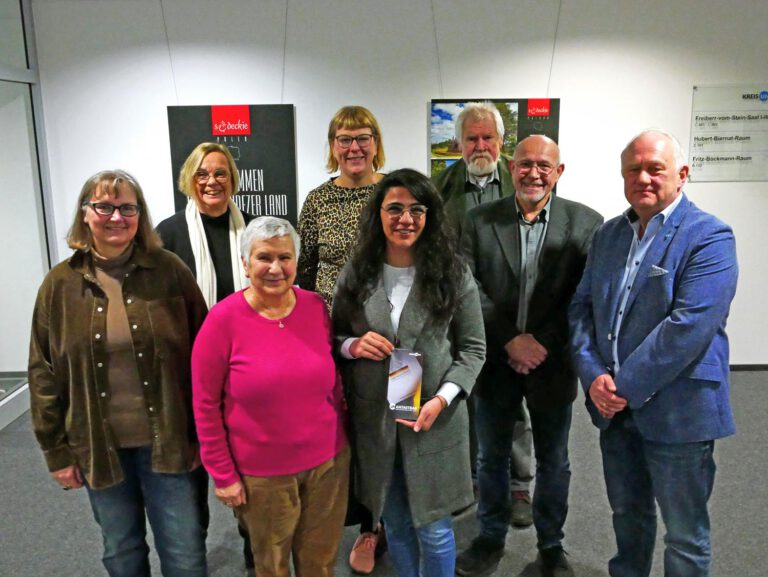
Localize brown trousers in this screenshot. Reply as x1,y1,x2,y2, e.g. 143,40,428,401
236,446,350,577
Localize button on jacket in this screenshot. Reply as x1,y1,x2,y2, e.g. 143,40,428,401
28,246,208,489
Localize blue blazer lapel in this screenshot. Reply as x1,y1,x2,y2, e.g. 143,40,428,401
603,221,634,324
622,196,689,318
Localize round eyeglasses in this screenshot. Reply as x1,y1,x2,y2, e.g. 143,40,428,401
194,169,230,184
381,203,428,219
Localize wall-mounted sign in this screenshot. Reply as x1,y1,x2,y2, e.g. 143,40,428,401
689,85,768,182
429,98,560,179
167,104,298,223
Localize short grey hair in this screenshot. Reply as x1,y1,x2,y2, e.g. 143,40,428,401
456,102,505,143
240,216,301,261
622,128,687,169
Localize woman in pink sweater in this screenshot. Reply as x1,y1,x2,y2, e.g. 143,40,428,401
192,216,348,577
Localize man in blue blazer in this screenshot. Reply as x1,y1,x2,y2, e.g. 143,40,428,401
569,129,738,577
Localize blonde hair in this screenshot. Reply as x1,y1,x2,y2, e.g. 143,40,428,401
67,169,162,252
177,142,240,199
326,106,385,173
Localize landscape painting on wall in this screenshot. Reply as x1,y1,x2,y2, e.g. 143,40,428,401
430,99,559,179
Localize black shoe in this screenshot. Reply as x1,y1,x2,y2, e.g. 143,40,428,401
455,536,504,576
537,546,574,577
375,523,388,558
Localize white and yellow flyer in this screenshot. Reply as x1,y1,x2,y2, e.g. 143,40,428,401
387,349,423,421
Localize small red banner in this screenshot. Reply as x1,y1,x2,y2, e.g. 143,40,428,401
527,99,551,117
211,105,251,135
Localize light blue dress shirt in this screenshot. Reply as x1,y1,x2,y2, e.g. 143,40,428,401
611,193,684,373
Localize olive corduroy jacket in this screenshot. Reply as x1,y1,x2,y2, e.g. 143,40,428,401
28,246,207,489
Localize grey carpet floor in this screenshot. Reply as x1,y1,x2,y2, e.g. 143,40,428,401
1,371,764,576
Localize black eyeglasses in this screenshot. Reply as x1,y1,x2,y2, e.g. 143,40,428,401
381,203,428,219
84,202,141,217
334,134,375,149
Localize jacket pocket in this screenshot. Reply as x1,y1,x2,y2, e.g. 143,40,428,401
683,361,722,382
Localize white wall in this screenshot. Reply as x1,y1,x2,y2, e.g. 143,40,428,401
30,0,768,363
0,82,49,371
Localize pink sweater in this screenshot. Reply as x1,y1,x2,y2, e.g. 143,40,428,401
192,287,347,488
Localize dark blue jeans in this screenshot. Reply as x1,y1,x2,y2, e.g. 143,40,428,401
85,447,208,577
600,411,716,577
475,394,572,550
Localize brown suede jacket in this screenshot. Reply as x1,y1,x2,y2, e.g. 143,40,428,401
28,246,207,489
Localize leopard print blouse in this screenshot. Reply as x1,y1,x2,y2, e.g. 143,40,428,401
297,178,377,309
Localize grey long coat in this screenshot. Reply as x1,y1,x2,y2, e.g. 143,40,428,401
332,266,485,527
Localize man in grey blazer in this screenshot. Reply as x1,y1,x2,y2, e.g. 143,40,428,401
456,135,603,577
569,130,738,577
433,101,535,527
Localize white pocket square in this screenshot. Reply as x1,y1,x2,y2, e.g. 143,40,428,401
648,265,668,277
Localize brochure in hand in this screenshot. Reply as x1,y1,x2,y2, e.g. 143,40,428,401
387,348,423,421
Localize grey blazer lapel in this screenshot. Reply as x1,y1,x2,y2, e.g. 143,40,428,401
363,281,396,343
396,286,428,350
537,197,570,276
491,199,521,277
363,276,428,349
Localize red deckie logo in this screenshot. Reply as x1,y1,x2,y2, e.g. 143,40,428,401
527,99,551,117
211,105,251,135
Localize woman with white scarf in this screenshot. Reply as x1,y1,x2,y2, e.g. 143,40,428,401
157,142,252,309
155,141,254,569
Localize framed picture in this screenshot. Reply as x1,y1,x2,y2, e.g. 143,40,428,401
430,98,559,178
168,104,298,223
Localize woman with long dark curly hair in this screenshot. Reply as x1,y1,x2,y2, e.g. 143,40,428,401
332,168,486,577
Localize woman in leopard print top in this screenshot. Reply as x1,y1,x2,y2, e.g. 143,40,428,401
297,106,386,309
296,105,388,574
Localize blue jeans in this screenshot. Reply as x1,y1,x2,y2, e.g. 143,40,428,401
382,451,456,577
85,447,208,577
475,394,572,550
600,411,716,577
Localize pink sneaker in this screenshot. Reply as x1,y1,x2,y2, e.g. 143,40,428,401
349,531,378,575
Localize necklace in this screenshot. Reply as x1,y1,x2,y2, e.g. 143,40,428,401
245,287,295,327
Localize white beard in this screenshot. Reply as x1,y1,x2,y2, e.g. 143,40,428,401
524,190,547,204
466,153,497,177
